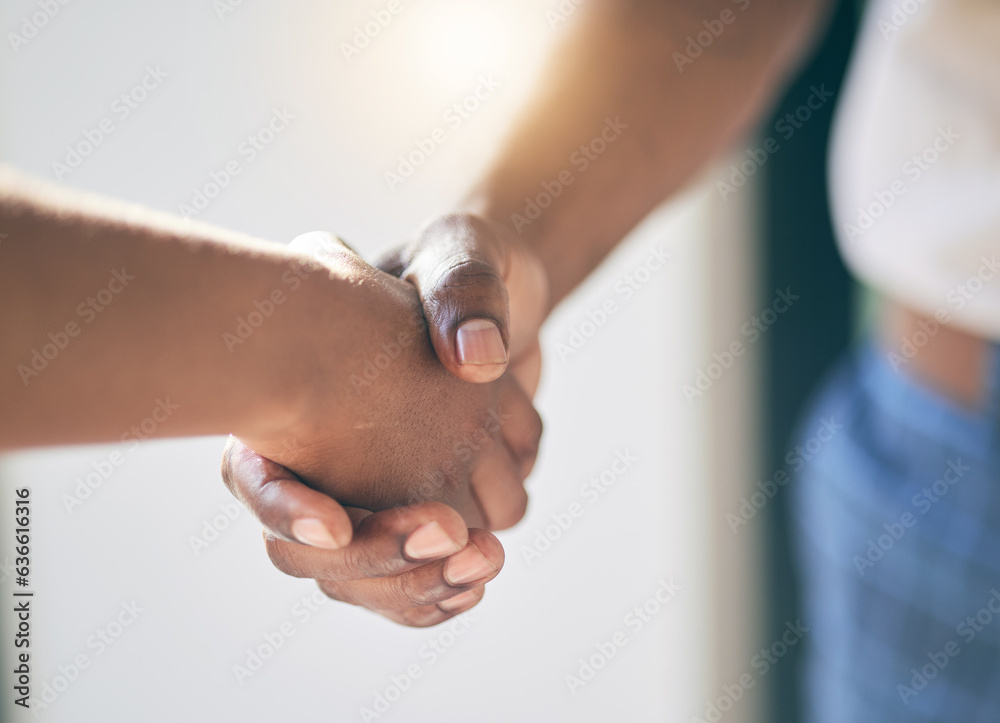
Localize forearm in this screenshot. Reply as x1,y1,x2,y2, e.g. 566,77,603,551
465,0,831,308
0,168,355,449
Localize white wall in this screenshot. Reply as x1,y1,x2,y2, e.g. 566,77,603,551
0,1,763,721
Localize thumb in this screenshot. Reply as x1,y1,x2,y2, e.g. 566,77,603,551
221,436,354,550
389,214,511,384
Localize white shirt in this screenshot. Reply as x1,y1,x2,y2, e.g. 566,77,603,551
830,0,1000,339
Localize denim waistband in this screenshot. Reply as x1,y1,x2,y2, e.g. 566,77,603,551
857,336,1000,459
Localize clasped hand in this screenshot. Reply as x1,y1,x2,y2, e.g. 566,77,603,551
222,220,547,627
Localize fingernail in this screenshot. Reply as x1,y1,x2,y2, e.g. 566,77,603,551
444,544,497,585
404,521,462,560
290,518,341,550
456,319,507,366
438,589,481,612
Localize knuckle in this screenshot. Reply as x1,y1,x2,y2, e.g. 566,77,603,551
393,573,442,608
335,540,406,581
368,506,415,538
434,257,504,295
524,409,543,454
509,409,543,465
326,543,366,580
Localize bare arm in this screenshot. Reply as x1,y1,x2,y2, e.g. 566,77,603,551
468,0,832,307
0,167,357,448
379,0,834,391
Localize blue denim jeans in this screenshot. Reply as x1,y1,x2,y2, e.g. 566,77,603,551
791,338,1000,722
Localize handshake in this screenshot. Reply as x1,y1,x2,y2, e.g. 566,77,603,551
219,215,549,627
1,169,551,629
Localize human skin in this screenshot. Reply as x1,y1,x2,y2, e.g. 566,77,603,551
227,0,834,626
0,168,540,623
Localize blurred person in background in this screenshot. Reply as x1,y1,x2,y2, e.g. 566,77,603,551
6,0,998,719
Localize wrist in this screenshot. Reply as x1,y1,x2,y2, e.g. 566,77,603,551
235,248,364,444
